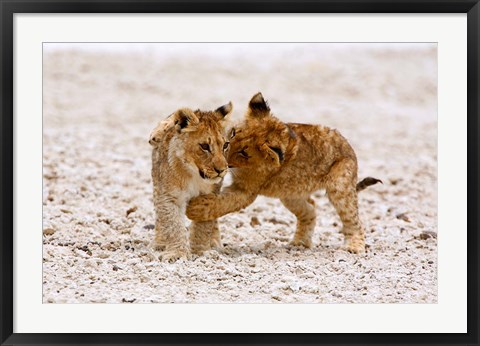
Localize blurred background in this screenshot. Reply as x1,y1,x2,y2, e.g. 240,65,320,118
42,43,438,303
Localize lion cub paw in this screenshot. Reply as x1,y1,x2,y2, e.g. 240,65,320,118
289,237,313,248
211,237,223,250
191,239,223,256
190,242,210,256
186,195,216,222
149,241,191,262
344,236,365,254
150,241,166,252
159,248,191,262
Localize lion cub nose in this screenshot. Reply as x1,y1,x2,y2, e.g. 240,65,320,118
214,167,226,175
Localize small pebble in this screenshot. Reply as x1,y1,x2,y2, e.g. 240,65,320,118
419,231,437,240
126,206,138,217
250,216,261,227
396,213,410,222
43,228,56,236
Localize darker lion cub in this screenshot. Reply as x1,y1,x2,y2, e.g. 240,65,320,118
186,93,380,253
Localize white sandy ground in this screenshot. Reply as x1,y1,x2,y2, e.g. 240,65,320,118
42,44,437,303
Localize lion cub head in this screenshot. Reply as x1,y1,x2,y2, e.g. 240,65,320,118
227,93,298,172
150,102,233,183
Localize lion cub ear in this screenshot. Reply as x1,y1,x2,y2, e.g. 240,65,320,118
215,102,233,119
259,143,285,166
247,92,271,118
173,108,199,132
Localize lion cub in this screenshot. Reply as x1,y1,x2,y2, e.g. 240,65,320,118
149,103,232,261
186,93,380,253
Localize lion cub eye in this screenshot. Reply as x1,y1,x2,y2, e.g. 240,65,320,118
200,143,211,152
229,128,236,139
239,149,249,158
223,142,230,150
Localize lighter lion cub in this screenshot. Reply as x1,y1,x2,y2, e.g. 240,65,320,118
187,93,380,253
149,103,232,261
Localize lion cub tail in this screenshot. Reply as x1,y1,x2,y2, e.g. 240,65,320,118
356,177,383,192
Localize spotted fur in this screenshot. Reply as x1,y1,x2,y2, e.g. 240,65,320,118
186,93,380,253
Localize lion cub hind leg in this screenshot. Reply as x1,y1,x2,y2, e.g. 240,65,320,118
153,202,191,262
189,220,222,255
325,159,365,254
281,197,317,248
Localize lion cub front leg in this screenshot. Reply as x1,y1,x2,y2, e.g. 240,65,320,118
281,197,316,248
153,200,191,262
188,182,223,255
187,186,257,222
189,220,222,255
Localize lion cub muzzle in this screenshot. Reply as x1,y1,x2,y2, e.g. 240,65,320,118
198,162,228,181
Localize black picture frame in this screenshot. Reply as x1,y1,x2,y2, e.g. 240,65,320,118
1,1,479,345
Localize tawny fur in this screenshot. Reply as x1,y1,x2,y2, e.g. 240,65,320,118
149,103,232,261
186,93,380,253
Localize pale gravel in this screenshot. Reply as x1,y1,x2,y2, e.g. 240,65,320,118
42,44,437,303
